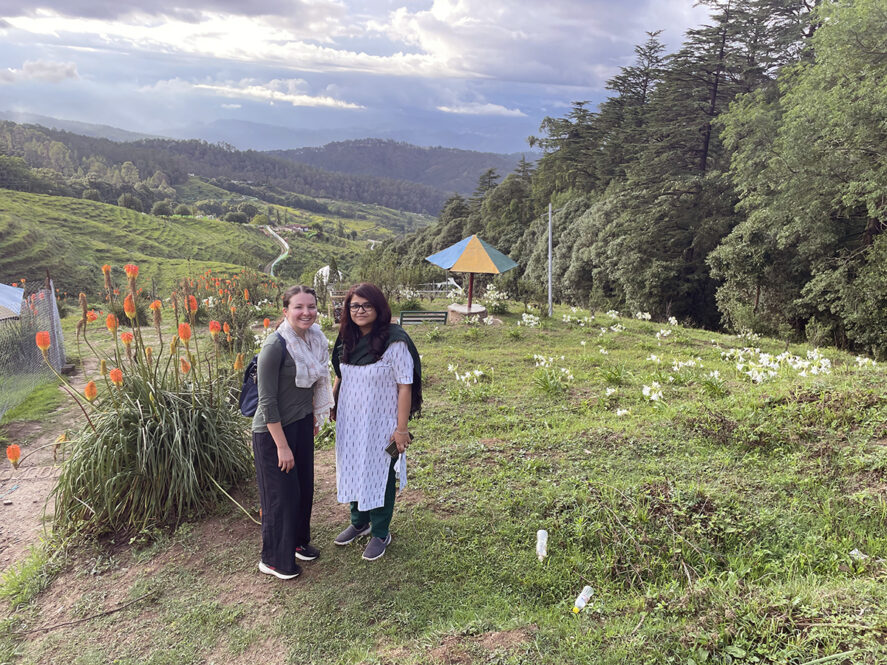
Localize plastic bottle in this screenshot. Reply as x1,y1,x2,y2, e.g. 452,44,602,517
536,529,548,561
572,586,594,613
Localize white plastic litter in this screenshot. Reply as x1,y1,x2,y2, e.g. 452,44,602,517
536,529,548,561
572,586,594,613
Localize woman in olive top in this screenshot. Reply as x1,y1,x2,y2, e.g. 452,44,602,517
252,285,333,580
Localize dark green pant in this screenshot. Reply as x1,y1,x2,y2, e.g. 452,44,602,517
351,456,397,539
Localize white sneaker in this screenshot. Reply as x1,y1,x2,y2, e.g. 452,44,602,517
258,561,301,579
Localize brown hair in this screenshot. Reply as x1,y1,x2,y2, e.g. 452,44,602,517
337,282,391,362
274,284,318,328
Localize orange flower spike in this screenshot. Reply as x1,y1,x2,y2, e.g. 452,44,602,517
263,318,270,329
223,322,230,334
188,295,198,314
149,300,162,312
123,294,137,320
84,381,98,402
87,310,98,322
101,264,111,277
6,444,21,469
106,313,118,332
121,331,134,346
233,353,244,371
109,368,124,387
230,306,236,316
180,357,191,374
243,288,250,302
145,347,153,364
35,331,51,358
124,264,139,279
208,320,221,338
178,322,192,345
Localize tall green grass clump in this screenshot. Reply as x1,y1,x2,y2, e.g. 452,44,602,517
38,263,253,535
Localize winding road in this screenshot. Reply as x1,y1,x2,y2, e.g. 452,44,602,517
262,225,290,277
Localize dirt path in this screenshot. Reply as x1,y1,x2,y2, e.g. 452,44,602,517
0,359,97,571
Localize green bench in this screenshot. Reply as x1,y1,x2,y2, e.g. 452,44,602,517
398,310,448,325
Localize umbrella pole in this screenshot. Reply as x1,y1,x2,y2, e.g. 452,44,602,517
467,273,474,310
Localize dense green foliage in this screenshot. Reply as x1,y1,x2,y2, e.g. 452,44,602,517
0,122,448,214
271,138,526,195
380,0,886,356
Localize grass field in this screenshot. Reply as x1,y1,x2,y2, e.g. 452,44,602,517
1,305,886,664
0,189,281,297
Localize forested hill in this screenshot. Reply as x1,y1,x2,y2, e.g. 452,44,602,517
0,123,448,215
270,139,528,195
373,0,887,358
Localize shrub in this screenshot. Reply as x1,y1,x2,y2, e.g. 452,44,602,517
38,263,251,536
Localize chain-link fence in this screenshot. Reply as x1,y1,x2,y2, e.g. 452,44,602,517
0,279,66,421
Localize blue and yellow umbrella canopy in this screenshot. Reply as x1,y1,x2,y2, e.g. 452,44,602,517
425,235,518,274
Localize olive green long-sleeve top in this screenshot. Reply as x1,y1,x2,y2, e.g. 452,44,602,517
250,331,314,433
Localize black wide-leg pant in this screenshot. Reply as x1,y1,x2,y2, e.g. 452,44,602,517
252,413,314,574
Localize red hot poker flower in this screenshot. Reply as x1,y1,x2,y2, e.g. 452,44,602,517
124,264,139,278
106,313,118,332
180,357,191,374
109,368,124,387
263,318,270,329
178,322,192,343
84,381,98,402
208,320,221,338
35,330,51,352
188,295,198,313
123,294,136,319
6,444,21,469
121,331,134,346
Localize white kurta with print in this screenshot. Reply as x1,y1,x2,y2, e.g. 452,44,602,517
335,341,412,511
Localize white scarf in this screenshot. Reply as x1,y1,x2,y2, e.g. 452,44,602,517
276,321,335,426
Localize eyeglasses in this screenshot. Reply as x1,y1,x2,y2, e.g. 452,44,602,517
348,302,374,313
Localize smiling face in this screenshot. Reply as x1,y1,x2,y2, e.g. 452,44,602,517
283,291,318,335
349,294,377,334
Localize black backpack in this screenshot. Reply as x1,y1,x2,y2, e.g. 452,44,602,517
239,333,288,417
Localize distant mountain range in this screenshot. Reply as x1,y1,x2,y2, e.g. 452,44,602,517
0,113,536,202
0,110,159,142
271,139,530,195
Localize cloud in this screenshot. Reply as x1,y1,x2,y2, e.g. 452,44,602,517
0,59,78,83
437,102,526,117
189,78,365,109
0,0,346,25
221,103,241,109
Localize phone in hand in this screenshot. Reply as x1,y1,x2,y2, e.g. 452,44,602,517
385,432,413,459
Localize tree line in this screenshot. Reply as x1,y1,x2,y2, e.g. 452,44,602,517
375,0,887,357
0,123,450,215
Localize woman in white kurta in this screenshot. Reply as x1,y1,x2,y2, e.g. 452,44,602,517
331,283,422,561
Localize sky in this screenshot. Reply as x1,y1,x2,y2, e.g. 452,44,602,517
0,1,711,153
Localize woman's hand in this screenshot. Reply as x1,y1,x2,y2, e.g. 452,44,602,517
390,429,411,454
276,444,295,473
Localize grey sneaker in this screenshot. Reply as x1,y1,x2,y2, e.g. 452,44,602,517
334,523,371,546
362,534,392,561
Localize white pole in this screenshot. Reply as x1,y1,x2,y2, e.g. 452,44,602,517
548,202,553,317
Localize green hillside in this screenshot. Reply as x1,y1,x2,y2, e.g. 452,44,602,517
0,189,280,296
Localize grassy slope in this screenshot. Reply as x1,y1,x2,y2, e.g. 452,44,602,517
3,306,887,664
0,189,280,296
174,176,434,239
